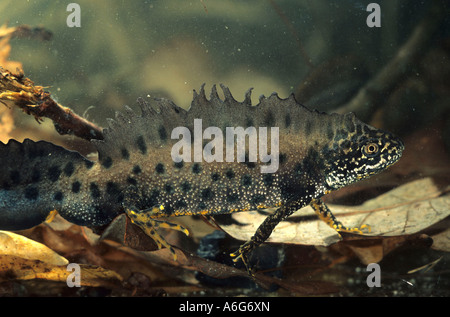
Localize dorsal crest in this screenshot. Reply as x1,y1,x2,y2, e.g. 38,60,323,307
92,84,313,161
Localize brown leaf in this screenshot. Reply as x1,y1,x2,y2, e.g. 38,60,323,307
0,229,122,287
0,230,68,266
331,234,432,265
27,219,172,284
0,255,121,287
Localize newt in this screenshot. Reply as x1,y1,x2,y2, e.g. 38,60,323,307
0,84,404,269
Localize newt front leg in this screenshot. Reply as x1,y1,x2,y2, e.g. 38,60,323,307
230,199,306,273
310,198,371,234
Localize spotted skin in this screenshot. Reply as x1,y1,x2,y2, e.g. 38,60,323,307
0,85,404,272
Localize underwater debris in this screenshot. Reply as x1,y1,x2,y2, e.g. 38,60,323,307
0,67,103,140
0,23,52,42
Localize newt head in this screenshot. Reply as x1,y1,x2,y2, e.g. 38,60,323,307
322,113,404,190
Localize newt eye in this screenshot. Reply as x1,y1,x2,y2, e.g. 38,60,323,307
363,142,379,157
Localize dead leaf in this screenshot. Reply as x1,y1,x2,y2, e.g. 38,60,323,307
220,177,450,246
0,255,121,287
0,230,68,266
26,219,173,284
0,230,122,287
330,234,432,265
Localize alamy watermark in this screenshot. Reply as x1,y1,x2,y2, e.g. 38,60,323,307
366,263,381,287
66,263,81,287
366,3,381,28
171,119,280,173
66,3,81,28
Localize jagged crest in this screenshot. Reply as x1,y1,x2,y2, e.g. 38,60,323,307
92,84,312,160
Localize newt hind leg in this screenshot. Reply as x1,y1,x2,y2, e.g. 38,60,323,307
310,198,371,234
125,206,189,260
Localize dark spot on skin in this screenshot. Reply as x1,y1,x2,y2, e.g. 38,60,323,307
294,162,303,175
211,173,220,181
296,185,316,202
127,177,137,186
174,200,187,209
132,165,142,175
279,153,287,165
225,169,235,179
141,189,160,208
54,191,63,201
263,174,274,187
31,169,41,183
106,182,123,203
48,165,61,182
164,183,174,194
10,170,20,184
251,194,265,205
198,202,207,210
158,126,168,141
280,182,298,201
304,148,322,173
285,114,291,128
155,163,165,174
163,205,174,215
121,148,130,160
192,163,202,174
90,182,101,199
264,111,275,127
281,178,317,202
241,174,252,186
181,181,191,193
72,181,81,193
102,156,113,169
24,186,39,200
136,135,147,154
174,161,184,169
227,193,239,203
64,162,75,177
201,188,213,200
85,160,94,169
245,117,253,127
106,182,120,195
